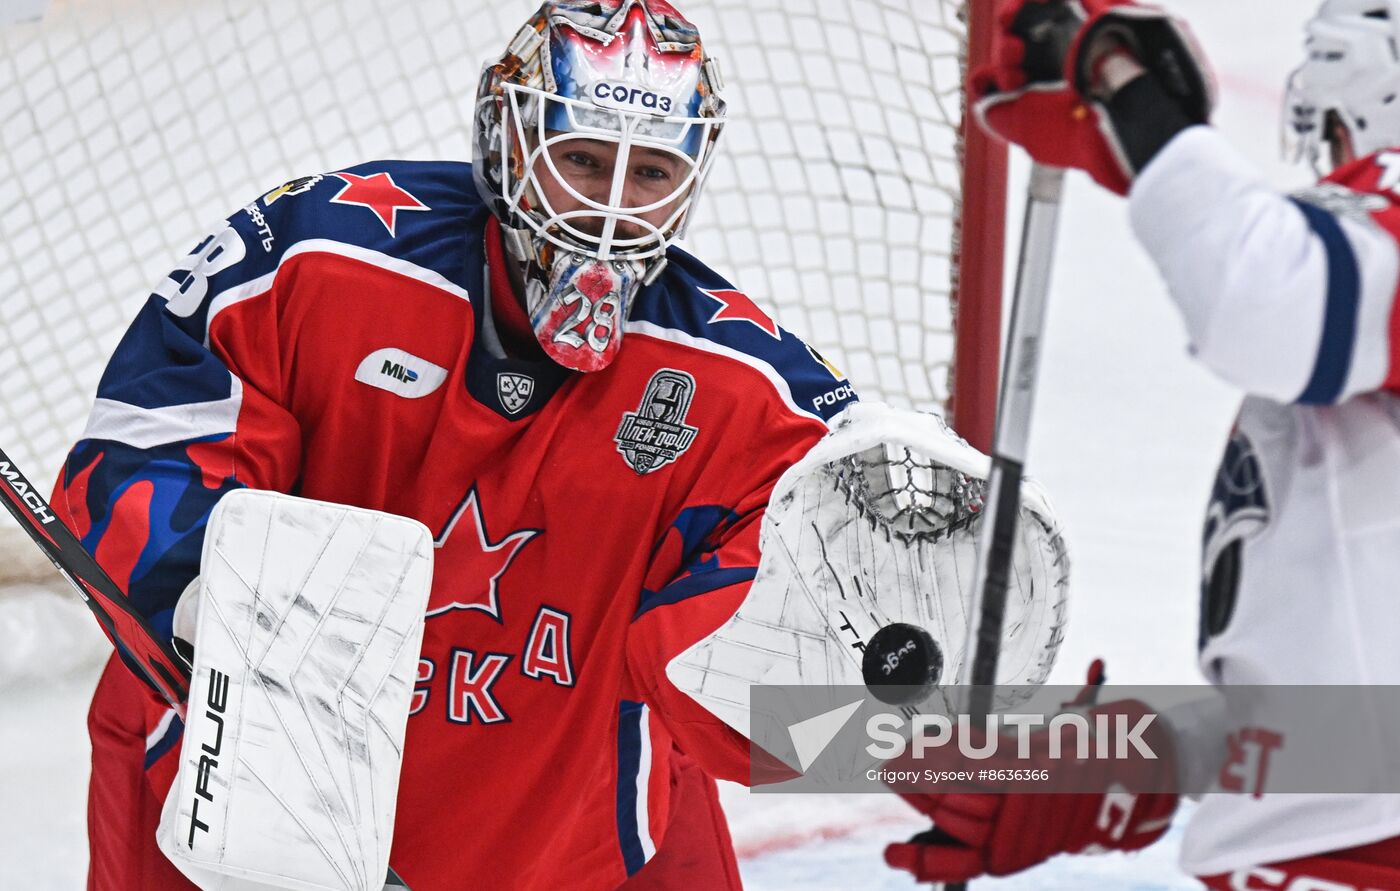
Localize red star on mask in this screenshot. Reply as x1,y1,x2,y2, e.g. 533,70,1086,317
427,485,540,622
700,287,781,339
329,171,429,236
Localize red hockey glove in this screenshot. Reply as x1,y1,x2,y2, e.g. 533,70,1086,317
972,0,1213,194
883,663,1180,883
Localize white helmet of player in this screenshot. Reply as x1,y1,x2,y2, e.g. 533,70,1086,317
1285,0,1400,170
473,0,726,372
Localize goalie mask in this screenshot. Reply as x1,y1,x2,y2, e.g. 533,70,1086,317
473,0,726,372
1285,0,1400,171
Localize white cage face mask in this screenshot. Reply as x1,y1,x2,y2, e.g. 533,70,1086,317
1284,1,1400,170
500,84,722,261
471,0,727,372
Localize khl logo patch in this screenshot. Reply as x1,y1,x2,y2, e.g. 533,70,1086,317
614,369,699,475
496,373,535,415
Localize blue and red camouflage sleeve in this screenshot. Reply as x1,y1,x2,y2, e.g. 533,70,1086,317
51,196,304,656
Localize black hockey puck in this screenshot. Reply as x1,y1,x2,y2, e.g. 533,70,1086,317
862,622,943,706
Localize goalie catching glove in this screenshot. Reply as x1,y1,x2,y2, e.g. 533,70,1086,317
973,0,1214,193
884,662,1180,884
667,403,1069,749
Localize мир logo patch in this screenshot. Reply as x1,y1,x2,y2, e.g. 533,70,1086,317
354,347,447,399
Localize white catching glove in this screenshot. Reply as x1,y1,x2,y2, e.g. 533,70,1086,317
667,402,1070,739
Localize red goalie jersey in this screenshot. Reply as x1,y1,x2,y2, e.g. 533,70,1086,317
57,160,856,890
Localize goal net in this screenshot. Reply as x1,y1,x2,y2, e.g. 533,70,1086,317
0,0,1005,675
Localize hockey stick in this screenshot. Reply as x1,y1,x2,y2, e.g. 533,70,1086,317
963,163,1065,693
0,449,415,890
0,446,191,713
946,162,1066,891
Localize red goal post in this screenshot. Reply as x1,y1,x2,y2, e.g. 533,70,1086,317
955,0,1010,452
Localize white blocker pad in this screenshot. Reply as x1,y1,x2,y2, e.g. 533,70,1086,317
667,402,1070,738
157,489,433,891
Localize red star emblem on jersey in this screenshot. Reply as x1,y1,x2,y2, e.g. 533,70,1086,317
700,287,781,339
328,171,429,237
427,485,540,622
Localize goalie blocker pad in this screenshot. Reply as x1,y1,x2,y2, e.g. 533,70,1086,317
667,402,1070,742
157,490,433,891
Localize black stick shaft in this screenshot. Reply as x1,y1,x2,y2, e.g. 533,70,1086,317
967,453,1026,699
0,447,190,712
945,165,1065,891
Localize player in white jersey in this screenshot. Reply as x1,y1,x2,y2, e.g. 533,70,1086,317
880,1,1400,887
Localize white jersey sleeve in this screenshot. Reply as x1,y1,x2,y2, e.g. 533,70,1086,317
1128,126,1400,404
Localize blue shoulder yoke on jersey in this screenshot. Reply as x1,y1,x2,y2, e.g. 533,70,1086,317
630,247,858,423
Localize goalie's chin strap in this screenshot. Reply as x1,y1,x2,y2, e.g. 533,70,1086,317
485,218,547,360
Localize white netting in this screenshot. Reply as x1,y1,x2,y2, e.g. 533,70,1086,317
0,0,973,492
0,0,991,683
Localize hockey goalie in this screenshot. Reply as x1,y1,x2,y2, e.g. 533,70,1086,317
50,1,1069,889
75,405,1068,891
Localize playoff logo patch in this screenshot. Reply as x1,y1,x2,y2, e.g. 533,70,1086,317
615,369,699,475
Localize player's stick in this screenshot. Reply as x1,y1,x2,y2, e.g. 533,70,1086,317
963,162,1065,692
0,446,191,712
0,447,415,891
947,162,1066,891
